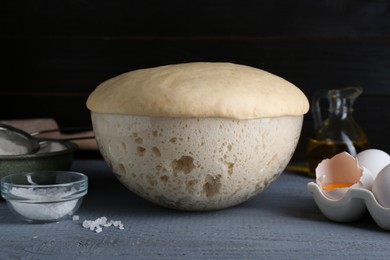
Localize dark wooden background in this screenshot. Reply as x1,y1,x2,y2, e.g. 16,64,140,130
1,0,390,161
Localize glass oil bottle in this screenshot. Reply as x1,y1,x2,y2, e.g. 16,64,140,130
306,86,369,177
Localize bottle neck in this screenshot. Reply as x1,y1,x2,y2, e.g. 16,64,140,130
328,98,353,120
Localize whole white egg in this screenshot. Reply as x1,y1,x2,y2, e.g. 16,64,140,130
372,164,390,208
356,149,390,179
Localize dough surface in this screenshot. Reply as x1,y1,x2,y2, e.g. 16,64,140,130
87,62,309,119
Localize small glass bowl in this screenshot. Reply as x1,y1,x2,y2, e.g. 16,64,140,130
1,171,88,223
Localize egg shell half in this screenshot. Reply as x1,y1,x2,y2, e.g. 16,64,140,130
316,152,373,199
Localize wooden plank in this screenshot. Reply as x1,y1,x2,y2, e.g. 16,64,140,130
1,160,390,258
0,94,91,128
2,37,390,95
2,0,390,37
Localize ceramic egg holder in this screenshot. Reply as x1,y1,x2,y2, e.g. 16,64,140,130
307,150,390,231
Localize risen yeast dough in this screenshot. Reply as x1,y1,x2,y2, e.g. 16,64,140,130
87,62,309,210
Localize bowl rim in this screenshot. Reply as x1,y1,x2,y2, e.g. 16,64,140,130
1,171,88,204
1,171,88,190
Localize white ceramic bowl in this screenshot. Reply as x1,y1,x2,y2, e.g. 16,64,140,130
91,113,304,211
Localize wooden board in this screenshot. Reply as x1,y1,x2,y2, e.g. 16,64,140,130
1,160,390,258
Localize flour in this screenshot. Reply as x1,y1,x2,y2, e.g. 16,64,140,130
8,187,79,221
0,136,67,156
38,141,67,153
0,136,28,155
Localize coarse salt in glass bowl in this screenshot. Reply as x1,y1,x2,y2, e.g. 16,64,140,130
1,171,88,223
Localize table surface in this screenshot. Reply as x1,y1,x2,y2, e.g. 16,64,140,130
1,160,390,259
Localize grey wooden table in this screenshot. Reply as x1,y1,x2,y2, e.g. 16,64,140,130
1,160,389,259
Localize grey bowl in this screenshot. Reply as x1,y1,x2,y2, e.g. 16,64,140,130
0,140,78,180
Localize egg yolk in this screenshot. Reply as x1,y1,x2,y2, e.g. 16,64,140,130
322,183,353,191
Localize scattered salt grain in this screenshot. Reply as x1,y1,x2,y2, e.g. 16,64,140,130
81,216,124,233
72,215,79,221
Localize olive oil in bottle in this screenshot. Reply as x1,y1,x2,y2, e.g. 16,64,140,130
306,86,369,177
